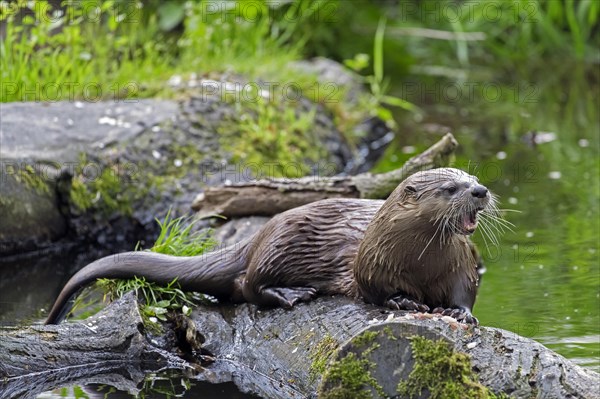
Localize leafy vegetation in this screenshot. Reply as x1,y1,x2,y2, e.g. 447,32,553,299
143,208,217,256
225,97,324,178
0,0,337,103
3,0,598,373
70,211,215,326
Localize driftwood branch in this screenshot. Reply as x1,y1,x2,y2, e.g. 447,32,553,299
192,133,458,218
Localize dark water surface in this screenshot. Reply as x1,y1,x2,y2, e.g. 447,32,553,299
376,66,600,373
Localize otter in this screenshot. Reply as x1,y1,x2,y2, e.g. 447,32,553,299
46,168,497,325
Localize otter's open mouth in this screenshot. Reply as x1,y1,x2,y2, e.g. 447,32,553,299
461,209,481,234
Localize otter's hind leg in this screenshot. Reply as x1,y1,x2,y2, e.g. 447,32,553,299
242,280,317,308
258,286,317,309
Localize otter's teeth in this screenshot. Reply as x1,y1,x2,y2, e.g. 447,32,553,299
463,211,478,233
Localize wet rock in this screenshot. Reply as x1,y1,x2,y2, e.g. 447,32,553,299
0,173,66,254
1,60,391,256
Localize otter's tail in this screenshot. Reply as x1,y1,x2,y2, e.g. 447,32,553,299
45,242,249,324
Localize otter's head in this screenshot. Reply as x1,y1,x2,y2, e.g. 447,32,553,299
401,168,491,236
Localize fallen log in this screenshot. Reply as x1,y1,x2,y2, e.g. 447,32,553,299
188,297,600,399
0,293,191,399
191,133,458,218
3,293,597,398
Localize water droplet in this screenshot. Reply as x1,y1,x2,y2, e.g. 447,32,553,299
174,159,183,167
578,139,589,148
152,125,161,132
526,231,534,238
508,197,518,204
74,101,84,108
538,264,544,269
98,116,117,126
548,171,561,180
496,151,507,160
152,150,161,159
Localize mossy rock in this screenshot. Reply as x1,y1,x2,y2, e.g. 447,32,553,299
318,322,505,399
0,170,66,254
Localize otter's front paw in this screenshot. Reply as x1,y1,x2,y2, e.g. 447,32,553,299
385,294,430,313
432,307,479,325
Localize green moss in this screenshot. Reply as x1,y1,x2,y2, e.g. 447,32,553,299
309,335,339,382
397,336,509,399
222,98,327,178
67,155,146,216
69,167,132,215
351,330,379,348
69,177,94,211
320,352,385,399
319,330,387,399
382,326,397,341
0,196,13,207
14,164,50,194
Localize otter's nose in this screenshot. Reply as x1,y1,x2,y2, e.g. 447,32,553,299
471,185,488,198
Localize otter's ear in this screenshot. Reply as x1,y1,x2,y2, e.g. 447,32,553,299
404,185,417,196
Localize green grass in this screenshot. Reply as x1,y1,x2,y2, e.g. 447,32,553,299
69,211,216,326
224,97,325,178
0,0,331,103
1,0,176,102
144,209,217,256
383,0,599,78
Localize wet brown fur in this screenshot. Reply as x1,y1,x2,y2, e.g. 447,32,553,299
46,168,488,324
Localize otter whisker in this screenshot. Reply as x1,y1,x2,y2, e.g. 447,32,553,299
477,225,494,255
420,213,447,260
479,212,509,234
483,214,516,230
477,220,499,248
480,212,515,233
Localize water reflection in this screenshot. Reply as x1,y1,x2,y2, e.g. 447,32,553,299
374,65,600,372
35,373,260,399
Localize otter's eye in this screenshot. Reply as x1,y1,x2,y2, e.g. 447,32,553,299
446,185,457,194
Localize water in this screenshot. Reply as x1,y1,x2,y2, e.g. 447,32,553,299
34,372,259,399
374,64,600,372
